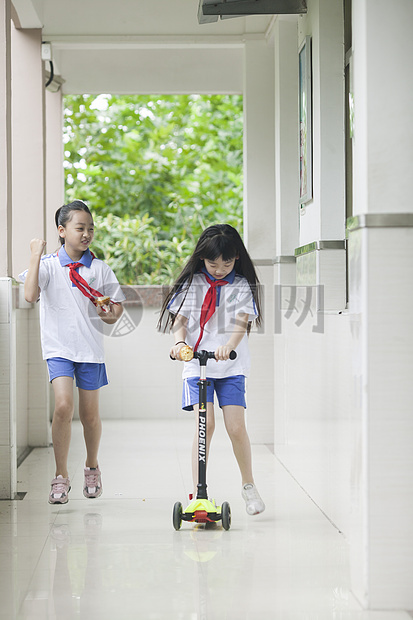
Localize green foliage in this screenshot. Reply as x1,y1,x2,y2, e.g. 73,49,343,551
63,94,243,284
91,213,193,285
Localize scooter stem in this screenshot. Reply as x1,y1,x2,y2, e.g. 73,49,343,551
196,352,209,499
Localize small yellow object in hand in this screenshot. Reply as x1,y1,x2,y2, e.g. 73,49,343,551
179,345,194,362
95,296,111,307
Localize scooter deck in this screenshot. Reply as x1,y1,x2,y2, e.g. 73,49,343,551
182,498,222,524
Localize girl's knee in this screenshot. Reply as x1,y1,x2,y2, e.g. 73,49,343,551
223,406,247,440
226,419,247,442
207,418,215,437
79,410,101,428
53,400,73,422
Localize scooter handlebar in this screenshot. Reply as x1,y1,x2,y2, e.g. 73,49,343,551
200,350,237,361
170,346,237,361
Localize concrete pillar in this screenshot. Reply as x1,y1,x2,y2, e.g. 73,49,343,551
11,25,51,448
0,0,12,277
274,17,299,259
243,38,275,443
348,0,413,609
295,0,346,311
0,0,17,499
11,26,45,278
298,0,346,242
273,17,299,445
0,278,17,500
0,0,16,499
243,38,276,259
45,89,64,251
273,15,300,286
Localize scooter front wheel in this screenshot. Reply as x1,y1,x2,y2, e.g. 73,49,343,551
173,501,183,531
221,501,231,530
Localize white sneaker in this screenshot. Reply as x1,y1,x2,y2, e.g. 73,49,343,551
242,483,265,515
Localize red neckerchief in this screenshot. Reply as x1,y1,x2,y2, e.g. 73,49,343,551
194,272,228,352
61,250,116,307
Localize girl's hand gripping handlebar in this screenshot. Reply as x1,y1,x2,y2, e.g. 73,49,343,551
170,345,237,362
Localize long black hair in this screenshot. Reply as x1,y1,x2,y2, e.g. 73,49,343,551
158,224,262,333
55,200,93,246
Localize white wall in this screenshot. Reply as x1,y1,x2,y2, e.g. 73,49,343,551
297,0,346,245
11,25,45,280
0,279,16,498
294,0,346,312
272,0,351,528
243,39,276,258
0,0,12,278
0,0,15,499
347,0,413,609
274,307,353,529
242,38,276,443
348,222,413,609
10,25,50,470
271,0,413,611
45,89,64,251
274,17,299,257
98,292,183,420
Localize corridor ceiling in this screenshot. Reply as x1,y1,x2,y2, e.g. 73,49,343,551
11,0,278,94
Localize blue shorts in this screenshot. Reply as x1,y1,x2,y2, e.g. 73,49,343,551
182,375,246,411
46,357,108,391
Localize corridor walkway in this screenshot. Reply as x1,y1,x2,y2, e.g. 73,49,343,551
0,419,410,619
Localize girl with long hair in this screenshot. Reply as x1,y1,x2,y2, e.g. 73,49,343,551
159,224,265,515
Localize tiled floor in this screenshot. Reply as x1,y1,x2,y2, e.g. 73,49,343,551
0,419,410,620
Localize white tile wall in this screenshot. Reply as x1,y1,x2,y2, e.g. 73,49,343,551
0,286,10,323
15,307,29,457
348,226,413,609
26,304,50,447
248,264,274,444
274,261,296,289
0,446,13,497
0,323,11,379
274,226,413,609
0,380,10,445
273,309,354,534
317,249,347,310
0,278,16,499
296,250,317,286
296,248,347,310
102,319,182,420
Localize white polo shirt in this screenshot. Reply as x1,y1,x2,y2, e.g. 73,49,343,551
168,270,258,379
19,247,126,363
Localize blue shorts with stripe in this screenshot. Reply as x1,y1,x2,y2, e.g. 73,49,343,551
182,375,246,411
46,357,108,391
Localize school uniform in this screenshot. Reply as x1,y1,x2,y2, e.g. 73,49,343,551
19,247,125,387
168,269,258,409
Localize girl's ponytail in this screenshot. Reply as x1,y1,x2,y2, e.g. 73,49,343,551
55,207,64,245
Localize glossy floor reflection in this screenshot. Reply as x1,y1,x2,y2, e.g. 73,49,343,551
0,420,410,620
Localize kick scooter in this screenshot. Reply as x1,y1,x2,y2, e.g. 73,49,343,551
171,345,236,531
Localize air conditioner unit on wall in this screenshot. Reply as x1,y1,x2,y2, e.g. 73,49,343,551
198,0,307,24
